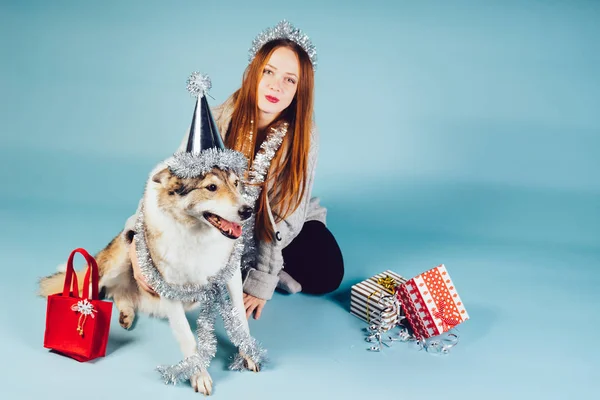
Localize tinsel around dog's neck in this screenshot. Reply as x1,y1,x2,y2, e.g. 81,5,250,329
131,122,289,384
133,208,241,302
133,208,266,382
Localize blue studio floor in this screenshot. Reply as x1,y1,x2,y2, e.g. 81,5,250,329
1,174,598,399
2,1,599,398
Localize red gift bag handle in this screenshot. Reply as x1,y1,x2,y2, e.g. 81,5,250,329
62,248,100,300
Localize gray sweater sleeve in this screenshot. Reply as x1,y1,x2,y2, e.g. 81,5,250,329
242,125,321,300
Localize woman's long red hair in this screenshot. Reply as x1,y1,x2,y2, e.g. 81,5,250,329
225,39,314,242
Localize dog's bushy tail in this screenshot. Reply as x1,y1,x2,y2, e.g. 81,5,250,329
38,269,88,297
37,233,127,297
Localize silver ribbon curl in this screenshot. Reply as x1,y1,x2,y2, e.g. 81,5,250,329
416,330,460,355
364,294,400,352
363,293,460,355
366,323,460,355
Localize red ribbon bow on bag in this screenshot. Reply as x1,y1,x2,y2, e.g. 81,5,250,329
433,300,460,331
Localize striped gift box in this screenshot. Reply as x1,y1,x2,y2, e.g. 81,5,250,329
396,264,469,340
350,270,407,328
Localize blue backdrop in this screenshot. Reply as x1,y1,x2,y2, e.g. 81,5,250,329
1,1,598,399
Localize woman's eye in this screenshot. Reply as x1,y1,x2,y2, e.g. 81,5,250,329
263,69,273,75
206,184,217,192
287,78,296,84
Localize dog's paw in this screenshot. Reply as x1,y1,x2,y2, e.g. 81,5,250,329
242,354,260,373
118,309,135,330
191,370,212,395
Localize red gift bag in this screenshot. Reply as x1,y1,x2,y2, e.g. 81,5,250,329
43,248,113,362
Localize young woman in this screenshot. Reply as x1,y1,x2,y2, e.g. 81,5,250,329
128,21,344,319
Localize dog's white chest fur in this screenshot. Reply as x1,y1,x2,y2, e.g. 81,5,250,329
143,180,236,287
154,220,234,286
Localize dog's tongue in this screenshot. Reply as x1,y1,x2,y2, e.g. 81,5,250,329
221,220,242,238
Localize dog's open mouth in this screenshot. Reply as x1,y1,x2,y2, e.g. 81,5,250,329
203,212,242,239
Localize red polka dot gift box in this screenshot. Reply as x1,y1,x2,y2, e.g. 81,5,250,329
395,264,469,340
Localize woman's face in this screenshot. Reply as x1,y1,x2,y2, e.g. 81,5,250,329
257,46,300,123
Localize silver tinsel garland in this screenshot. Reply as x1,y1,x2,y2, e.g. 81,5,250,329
131,121,287,384
134,210,267,383
239,122,288,271
132,142,278,383
249,20,317,71
133,209,243,303
218,288,267,370
166,149,248,180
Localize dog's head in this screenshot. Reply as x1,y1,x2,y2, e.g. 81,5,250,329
150,167,251,239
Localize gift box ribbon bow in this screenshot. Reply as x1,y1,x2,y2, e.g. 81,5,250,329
433,300,460,331
375,275,397,294
366,275,399,323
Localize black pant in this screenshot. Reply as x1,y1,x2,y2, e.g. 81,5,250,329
282,221,344,295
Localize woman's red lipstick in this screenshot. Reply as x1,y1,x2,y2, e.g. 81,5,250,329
265,95,280,103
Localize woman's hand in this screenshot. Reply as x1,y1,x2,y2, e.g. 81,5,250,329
129,239,157,296
243,293,266,320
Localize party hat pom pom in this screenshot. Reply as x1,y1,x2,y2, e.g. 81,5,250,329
186,72,212,98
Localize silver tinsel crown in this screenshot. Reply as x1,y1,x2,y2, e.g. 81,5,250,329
249,20,317,71
186,72,212,98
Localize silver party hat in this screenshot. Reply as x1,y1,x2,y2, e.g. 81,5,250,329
166,72,248,179
185,72,225,155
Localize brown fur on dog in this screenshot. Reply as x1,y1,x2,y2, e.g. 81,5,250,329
37,233,127,297
152,168,241,227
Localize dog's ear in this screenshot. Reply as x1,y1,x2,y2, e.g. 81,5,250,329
152,168,172,186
